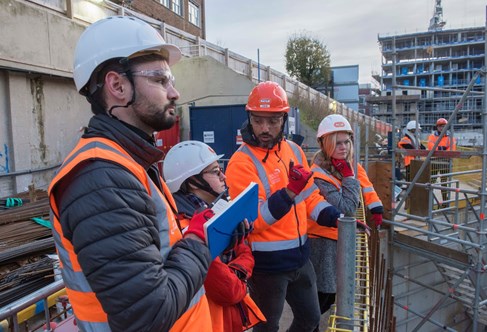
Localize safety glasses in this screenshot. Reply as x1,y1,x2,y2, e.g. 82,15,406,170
202,166,224,177
128,69,175,89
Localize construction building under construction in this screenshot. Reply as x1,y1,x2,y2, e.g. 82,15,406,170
369,1,484,144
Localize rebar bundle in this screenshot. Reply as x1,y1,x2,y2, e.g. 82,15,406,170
0,190,56,309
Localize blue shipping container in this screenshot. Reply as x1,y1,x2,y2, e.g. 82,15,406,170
190,104,247,162
190,104,301,162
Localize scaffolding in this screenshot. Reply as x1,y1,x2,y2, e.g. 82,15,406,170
380,17,487,331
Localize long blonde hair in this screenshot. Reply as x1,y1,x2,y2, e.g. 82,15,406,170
315,131,354,164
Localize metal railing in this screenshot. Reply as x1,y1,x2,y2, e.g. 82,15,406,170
0,280,67,332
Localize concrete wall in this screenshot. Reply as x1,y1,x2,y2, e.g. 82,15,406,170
0,68,90,195
171,56,254,141
0,0,91,195
0,0,82,77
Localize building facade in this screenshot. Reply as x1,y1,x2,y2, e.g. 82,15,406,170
119,0,205,38
331,65,360,112
359,82,380,116
368,27,485,135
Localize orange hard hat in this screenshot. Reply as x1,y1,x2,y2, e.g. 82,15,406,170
436,118,448,126
245,81,290,113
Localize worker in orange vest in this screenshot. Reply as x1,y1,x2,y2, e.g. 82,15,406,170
427,118,457,203
308,114,383,323
49,16,213,332
163,140,266,332
225,81,341,332
397,120,426,181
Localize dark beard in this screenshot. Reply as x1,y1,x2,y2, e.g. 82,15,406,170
257,133,282,149
136,101,177,131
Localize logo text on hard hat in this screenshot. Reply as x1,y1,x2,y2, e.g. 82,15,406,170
334,122,345,128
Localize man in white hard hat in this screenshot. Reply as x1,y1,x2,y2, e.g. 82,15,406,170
48,16,212,332
397,120,426,181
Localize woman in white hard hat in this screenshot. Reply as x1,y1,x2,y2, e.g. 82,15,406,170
164,140,265,332
307,114,384,324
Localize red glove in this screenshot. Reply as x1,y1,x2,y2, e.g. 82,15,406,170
287,163,313,195
331,159,354,177
371,214,383,228
185,208,215,241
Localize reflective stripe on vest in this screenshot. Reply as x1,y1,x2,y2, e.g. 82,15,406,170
49,137,204,331
238,141,307,252
308,166,341,240
311,167,341,190
251,234,308,252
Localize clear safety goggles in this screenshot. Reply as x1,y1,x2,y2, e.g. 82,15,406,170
127,69,175,89
249,113,284,127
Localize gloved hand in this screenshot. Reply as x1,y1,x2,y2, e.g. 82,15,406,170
185,208,215,241
371,213,383,228
224,221,247,252
287,163,313,195
438,146,447,151
331,159,354,177
356,219,371,236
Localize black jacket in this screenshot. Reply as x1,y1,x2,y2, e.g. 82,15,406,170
52,114,211,332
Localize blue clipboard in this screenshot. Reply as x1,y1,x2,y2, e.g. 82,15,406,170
204,182,258,259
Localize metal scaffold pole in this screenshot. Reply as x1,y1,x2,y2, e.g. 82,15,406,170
384,8,487,330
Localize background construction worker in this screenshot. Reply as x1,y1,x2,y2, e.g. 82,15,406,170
397,120,426,181
427,118,457,204
48,16,214,332
225,81,340,332
308,114,383,328
163,140,265,331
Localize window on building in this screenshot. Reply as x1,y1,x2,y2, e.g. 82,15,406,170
158,0,169,7
171,0,182,15
188,2,200,26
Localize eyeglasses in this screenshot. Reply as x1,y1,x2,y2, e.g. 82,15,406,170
127,69,175,89
202,167,224,177
250,114,284,127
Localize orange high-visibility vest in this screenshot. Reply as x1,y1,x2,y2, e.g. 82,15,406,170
226,141,332,267
49,137,211,332
427,133,456,151
398,136,414,166
307,163,382,239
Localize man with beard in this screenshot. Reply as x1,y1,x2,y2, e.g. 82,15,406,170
225,81,341,332
48,16,212,332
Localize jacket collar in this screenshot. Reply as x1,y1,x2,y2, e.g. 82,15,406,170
82,113,164,171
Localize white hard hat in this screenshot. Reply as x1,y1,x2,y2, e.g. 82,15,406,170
406,120,421,130
316,114,353,138
73,16,182,95
163,141,224,193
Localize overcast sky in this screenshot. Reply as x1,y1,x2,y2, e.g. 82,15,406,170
205,0,485,84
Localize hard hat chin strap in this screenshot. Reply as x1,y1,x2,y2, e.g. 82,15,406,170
188,175,225,200
106,58,136,117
